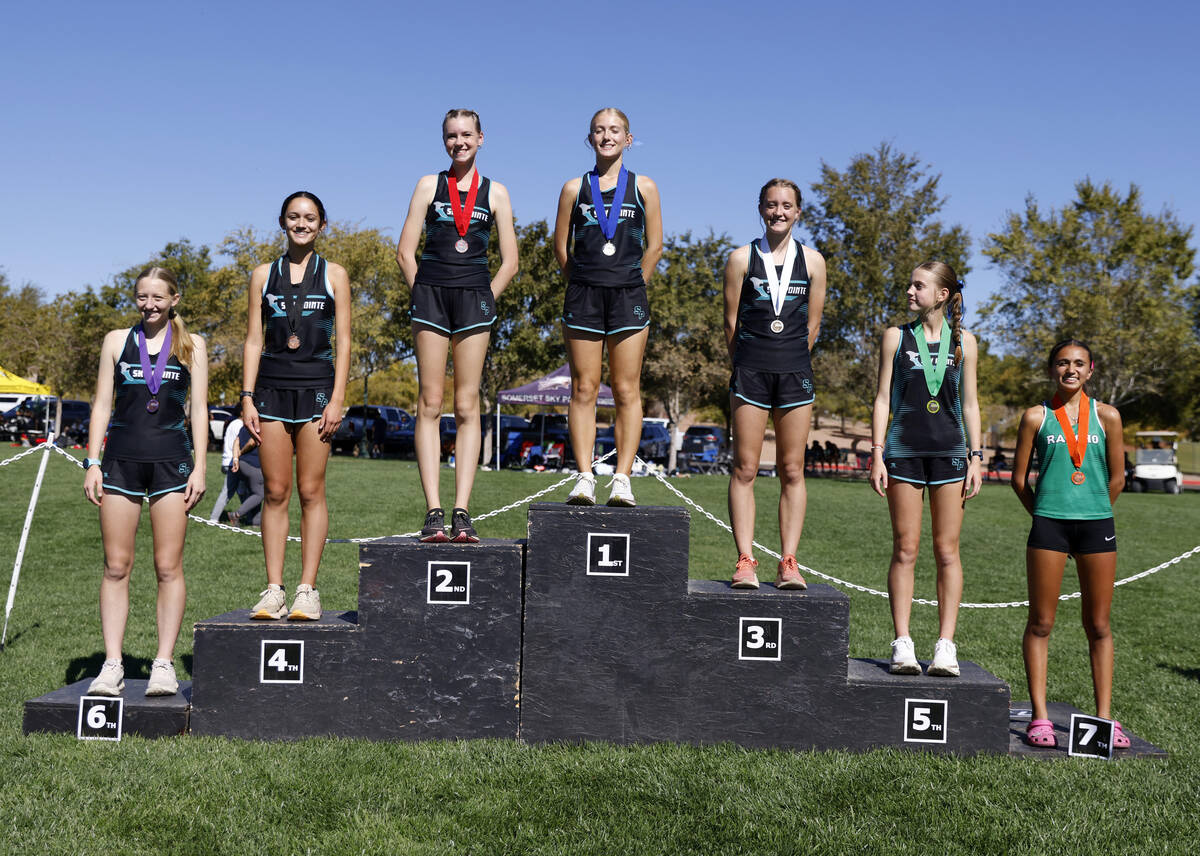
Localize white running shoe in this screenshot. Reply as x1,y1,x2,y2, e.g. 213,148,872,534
606,473,636,507
566,472,596,506
145,659,179,696
889,636,921,675
927,637,960,677
289,584,322,621
250,584,287,620
88,659,125,696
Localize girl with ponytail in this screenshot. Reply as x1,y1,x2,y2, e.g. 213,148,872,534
868,261,981,678
82,266,209,698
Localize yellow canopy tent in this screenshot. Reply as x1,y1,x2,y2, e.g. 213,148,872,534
0,365,52,396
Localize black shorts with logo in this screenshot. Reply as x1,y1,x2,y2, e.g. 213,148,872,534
729,366,815,410
101,457,193,498
563,282,650,335
885,455,967,486
254,386,332,424
1027,515,1116,555
411,283,496,335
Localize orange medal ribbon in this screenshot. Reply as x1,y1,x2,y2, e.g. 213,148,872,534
1050,392,1089,485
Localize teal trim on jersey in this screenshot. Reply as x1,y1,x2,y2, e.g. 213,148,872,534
102,481,187,498
148,482,188,497
733,391,815,410
889,473,964,486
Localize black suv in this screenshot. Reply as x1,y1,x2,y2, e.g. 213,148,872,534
334,405,415,456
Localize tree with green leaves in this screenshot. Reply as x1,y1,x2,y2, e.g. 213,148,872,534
980,179,1197,422
643,231,734,424
801,143,971,421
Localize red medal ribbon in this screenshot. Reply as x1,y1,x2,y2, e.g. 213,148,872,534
1050,392,1089,476
446,170,480,239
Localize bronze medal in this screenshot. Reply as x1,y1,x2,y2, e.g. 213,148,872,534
287,334,301,350
1071,470,1086,485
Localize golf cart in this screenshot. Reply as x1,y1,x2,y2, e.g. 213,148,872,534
1128,431,1183,494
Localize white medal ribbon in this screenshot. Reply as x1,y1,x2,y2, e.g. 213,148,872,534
756,236,796,319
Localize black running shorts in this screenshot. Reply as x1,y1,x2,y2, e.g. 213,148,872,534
101,457,193,498
729,366,815,410
563,282,650,335
884,456,968,486
1027,515,1116,554
411,283,496,335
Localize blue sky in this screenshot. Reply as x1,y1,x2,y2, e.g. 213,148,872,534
2,1,1197,308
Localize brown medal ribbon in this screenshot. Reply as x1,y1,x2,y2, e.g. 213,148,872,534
446,169,480,251
1050,392,1089,485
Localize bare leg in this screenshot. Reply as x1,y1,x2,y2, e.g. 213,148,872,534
147,491,188,661
773,403,813,557
606,327,649,476
565,327,604,473
728,398,768,557
1076,550,1118,719
1024,547,1068,723
98,493,143,661
449,328,491,510
414,326,451,511
257,419,296,587
294,419,331,588
928,481,967,640
885,481,926,639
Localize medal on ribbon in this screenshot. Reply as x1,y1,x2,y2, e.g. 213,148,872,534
283,253,316,350
1050,392,1090,485
913,319,951,414
588,166,627,257
756,236,797,335
138,322,172,414
446,169,479,254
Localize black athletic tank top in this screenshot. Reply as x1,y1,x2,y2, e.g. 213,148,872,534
414,171,493,289
733,239,813,372
104,327,192,462
883,322,966,458
257,253,336,389
569,170,645,288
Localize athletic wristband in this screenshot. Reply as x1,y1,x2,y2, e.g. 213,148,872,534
968,450,984,460
84,457,101,469
240,390,255,399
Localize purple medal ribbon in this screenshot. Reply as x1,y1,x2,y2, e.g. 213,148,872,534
138,322,173,414
588,166,628,249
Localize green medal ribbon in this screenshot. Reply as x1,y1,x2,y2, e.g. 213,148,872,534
913,319,951,409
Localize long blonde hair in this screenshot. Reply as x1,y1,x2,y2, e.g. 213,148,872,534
135,266,195,368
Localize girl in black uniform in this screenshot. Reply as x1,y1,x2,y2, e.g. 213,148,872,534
554,107,663,507
869,261,982,677
242,192,351,620
397,109,518,542
723,179,827,589
83,267,209,696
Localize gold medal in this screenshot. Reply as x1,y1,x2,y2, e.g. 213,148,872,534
926,399,940,414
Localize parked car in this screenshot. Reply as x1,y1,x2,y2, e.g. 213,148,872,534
333,405,415,456
208,406,237,450
485,414,530,464
594,420,671,465
677,424,730,473
498,414,569,468
439,414,458,460
2,398,90,445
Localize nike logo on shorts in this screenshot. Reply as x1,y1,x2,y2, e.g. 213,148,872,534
1105,536,1115,541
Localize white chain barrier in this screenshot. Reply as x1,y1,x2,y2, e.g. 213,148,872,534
4,445,1196,608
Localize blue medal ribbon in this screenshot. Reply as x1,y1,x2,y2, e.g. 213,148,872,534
588,166,628,243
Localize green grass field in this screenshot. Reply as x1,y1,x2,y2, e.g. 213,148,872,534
2,446,1199,855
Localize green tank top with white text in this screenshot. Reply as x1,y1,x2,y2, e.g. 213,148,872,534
1032,397,1113,520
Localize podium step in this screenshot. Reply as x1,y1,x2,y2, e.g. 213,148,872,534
24,679,191,739
189,610,360,739
356,538,524,740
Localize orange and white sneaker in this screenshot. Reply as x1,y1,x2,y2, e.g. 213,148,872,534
731,554,759,589
775,555,807,590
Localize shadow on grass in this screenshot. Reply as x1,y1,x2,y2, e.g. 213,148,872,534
1158,663,1200,683
66,652,195,683
0,621,41,650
